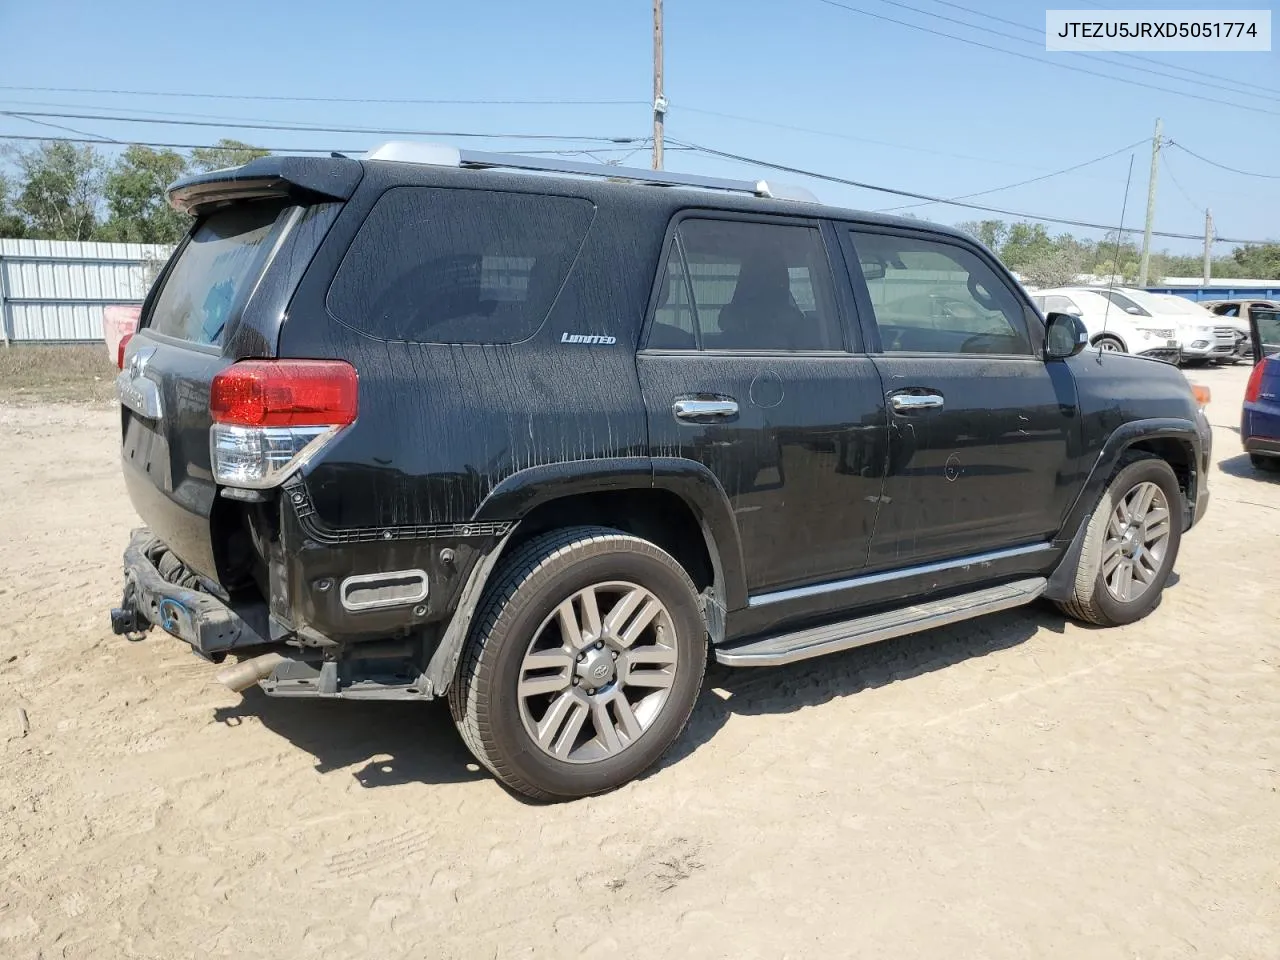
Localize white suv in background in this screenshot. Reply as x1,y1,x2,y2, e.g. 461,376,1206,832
1149,293,1238,363
1031,287,1180,361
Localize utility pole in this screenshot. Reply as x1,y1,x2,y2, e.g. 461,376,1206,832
1138,117,1162,287
1202,208,1213,285
652,0,665,170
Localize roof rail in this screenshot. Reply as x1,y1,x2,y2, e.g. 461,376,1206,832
364,141,819,203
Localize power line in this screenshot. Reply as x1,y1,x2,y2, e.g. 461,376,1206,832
675,104,1062,171
812,0,1280,119
1160,152,1204,216
1165,141,1280,181
6,112,119,143
919,0,1280,101
667,137,1274,244
0,110,641,143
880,139,1146,212
0,133,691,157
0,84,648,107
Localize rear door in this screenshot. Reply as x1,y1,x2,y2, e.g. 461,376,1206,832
119,199,299,581
637,214,888,595
840,226,1080,568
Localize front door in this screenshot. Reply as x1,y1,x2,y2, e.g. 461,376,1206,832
840,226,1080,569
638,215,888,594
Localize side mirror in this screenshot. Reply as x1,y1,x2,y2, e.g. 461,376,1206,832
1125,305,1142,315
1045,311,1090,359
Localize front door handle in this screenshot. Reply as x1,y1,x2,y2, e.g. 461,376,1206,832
673,398,739,422
889,392,945,413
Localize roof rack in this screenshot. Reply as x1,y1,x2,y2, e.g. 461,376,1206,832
365,141,819,203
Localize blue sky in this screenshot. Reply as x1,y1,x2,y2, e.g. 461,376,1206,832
1,0,1276,255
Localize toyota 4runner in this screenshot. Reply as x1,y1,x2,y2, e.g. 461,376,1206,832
111,143,1212,800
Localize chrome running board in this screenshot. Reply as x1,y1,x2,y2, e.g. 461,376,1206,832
715,577,1047,667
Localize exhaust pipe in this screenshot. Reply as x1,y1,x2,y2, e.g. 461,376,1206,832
216,652,287,693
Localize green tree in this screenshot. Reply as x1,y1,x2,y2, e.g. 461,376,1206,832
956,219,1009,252
99,145,191,243
188,138,270,172
14,141,102,240
0,173,27,238
1228,243,1280,279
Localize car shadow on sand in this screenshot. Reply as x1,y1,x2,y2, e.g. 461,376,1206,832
658,604,1075,773
211,603,1117,795
1218,453,1280,482
214,694,485,789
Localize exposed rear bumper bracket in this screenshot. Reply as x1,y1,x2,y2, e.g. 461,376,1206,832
115,529,272,657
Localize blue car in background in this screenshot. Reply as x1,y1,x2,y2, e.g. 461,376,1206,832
1243,308,1280,473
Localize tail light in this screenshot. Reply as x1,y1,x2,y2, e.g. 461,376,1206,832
210,360,357,488
117,333,133,370
1245,361,1266,404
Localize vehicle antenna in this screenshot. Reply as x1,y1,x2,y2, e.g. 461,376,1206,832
1101,153,1137,347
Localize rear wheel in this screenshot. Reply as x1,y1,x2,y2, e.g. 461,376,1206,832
1056,456,1183,627
1250,453,1280,473
449,526,707,801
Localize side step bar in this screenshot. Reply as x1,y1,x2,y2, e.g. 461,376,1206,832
715,578,1047,667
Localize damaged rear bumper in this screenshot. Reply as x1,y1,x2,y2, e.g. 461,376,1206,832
111,529,271,658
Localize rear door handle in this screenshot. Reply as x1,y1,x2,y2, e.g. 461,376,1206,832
889,392,945,413
673,398,739,422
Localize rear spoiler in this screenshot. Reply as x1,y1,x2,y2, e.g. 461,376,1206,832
167,156,364,216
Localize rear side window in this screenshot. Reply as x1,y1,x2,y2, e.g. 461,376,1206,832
148,200,285,345
327,187,594,344
849,230,1032,356
648,218,842,352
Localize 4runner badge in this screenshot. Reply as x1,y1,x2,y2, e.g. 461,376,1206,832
560,332,617,345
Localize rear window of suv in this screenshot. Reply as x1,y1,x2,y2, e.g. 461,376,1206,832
147,199,285,345
327,187,595,344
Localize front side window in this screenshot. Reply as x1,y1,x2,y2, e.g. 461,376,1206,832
1096,290,1150,317
648,218,842,352
849,231,1032,355
327,187,595,344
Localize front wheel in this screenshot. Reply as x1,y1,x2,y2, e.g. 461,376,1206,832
1056,456,1183,627
1251,453,1280,473
1093,335,1125,353
449,527,707,801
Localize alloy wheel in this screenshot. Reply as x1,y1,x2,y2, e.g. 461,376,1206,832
517,581,679,764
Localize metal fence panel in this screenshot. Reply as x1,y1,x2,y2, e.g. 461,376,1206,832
0,239,175,344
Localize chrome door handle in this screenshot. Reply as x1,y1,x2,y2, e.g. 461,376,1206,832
673,398,739,421
890,393,944,413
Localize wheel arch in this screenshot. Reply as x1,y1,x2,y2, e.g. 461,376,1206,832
1091,331,1128,351
426,456,747,695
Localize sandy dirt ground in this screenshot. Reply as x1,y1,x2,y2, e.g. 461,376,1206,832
2,364,1277,959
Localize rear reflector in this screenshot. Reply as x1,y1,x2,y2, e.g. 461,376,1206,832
210,360,357,489
210,360,358,427
117,333,133,370
1245,361,1266,404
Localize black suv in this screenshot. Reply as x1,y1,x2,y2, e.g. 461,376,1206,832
112,143,1211,800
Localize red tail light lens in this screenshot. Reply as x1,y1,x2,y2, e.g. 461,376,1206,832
1245,361,1266,403
117,333,133,370
210,360,358,427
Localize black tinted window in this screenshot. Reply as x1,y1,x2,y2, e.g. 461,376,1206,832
850,231,1032,355
658,219,841,352
328,187,594,344
148,200,284,345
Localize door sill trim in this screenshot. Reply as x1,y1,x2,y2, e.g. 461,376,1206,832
746,542,1054,608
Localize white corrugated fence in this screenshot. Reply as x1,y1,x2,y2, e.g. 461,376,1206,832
0,239,175,344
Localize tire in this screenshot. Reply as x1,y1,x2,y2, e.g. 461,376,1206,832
1251,453,1280,473
1093,335,1125,353
1056,455,1183,627
448,526,707,801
